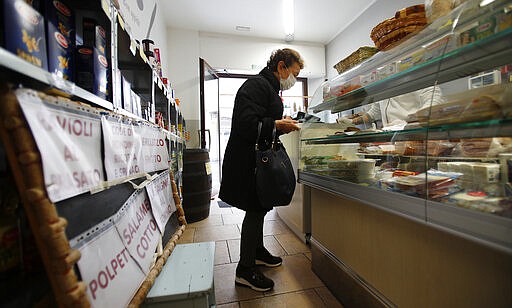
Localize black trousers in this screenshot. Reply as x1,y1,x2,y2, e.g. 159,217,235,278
238,209,269,267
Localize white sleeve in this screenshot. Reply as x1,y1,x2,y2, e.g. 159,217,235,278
417,85,444,109
365,101,383,122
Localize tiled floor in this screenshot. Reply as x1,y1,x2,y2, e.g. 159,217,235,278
177,199,344,308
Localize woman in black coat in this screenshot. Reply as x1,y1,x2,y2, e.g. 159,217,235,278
219,48,303,291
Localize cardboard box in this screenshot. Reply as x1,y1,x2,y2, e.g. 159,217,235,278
397,48,425,72
3,0,48,69
82,17,96,47
122,75,132,112
95,25,106,55
93,47,108,99
74,45,93,92
45,0,74,80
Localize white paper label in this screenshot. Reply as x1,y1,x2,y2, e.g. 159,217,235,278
102,117,143,181
78,225,145,308
115,189,160,274
139,125,169,173
146,170,176,233
17,90,104,202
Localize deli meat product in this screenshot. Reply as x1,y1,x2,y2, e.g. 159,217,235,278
459,138,512,157
414,95,502,126
393,174,456,198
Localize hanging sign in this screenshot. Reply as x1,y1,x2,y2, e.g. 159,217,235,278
115,189,160,274
17,89,104,202
139,124,169,173
102,116,143,181
146,170,175,233
77,224,145,308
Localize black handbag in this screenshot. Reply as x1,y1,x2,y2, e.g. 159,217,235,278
255,122,296,208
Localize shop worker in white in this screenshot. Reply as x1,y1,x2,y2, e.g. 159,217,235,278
350,85,444,128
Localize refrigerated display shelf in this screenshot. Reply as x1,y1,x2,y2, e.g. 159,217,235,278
313,28,512,113
303,118,512,144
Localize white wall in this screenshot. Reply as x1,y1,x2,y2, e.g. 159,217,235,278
326,0,421,80
199,32,325,78
166,29,326,147
116,0,168,76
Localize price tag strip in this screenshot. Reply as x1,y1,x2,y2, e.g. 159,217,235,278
115,189,160,275
145,169,176,234
77,224,146,308
102,115,144,182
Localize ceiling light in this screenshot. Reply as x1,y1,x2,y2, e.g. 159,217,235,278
236,25,251,32
283,0,294,38
479,0,495,6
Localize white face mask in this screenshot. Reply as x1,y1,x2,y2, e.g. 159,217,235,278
280,67,296,91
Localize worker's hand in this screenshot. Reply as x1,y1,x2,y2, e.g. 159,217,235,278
276,118,300,134
349,113,370,125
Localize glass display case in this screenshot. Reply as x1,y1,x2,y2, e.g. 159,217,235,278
300,0,512,253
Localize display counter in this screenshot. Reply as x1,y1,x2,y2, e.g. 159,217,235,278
300,0,512,306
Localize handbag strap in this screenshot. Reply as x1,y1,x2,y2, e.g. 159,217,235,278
255,122,276,150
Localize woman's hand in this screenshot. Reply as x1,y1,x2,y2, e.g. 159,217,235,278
275,118,300,134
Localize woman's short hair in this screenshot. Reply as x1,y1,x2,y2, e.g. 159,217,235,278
267,48,304,72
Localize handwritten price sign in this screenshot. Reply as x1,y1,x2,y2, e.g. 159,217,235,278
17,89,104,202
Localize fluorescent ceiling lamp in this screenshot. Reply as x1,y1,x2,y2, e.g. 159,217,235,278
479,0,495,6
283,0,294,36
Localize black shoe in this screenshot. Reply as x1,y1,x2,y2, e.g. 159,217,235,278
255,249,282,267
235,266,274,292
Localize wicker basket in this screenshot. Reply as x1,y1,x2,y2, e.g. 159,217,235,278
333,46,379,74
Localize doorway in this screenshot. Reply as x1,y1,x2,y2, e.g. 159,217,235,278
200,66,308,198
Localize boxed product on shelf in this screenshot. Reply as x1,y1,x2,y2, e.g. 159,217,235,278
75,45,108,98
154,47,162,77
397,47,425,72
95,25,106,55
423,33,457,62
130,89,142,117
81,17,95,46
2,0,48,69
74,45,93,92
376,61,397,80
92,47,108,99
496,8,512,32
459,16,496,46
360,70,377,86
81,17,106,55
44,0,74,80
121,75,132,112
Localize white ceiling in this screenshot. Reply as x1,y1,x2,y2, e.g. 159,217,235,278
158,0,377,44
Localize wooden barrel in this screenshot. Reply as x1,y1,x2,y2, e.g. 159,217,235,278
182,149,212,222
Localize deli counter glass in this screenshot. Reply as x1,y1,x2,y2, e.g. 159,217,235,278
299,0,512,254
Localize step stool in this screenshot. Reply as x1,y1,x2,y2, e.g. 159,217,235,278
143,242,216,307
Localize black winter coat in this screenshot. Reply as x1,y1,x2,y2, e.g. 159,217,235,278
219,67,284,211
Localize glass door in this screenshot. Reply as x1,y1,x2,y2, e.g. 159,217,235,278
199,58,220,195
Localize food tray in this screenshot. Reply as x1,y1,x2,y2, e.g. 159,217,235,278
333,46,379,74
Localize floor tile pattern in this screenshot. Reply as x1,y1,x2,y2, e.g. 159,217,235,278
177,199,344,307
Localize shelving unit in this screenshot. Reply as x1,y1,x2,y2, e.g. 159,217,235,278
0,0,187,306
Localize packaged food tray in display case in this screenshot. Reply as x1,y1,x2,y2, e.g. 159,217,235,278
326,159,377,182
